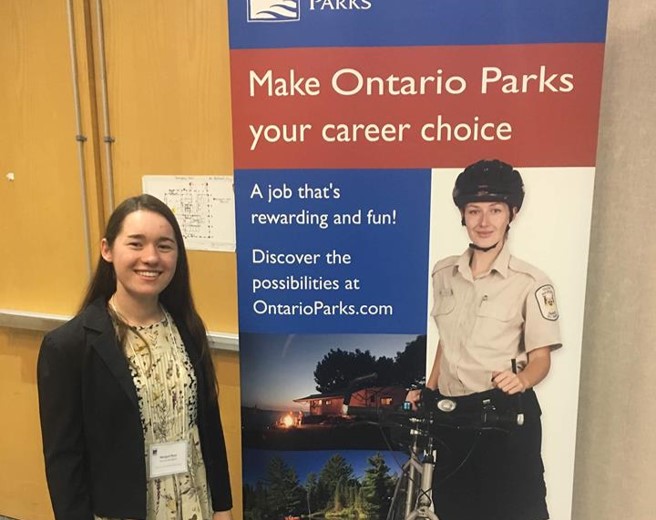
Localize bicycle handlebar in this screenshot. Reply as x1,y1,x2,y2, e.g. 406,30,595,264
343,388,524,432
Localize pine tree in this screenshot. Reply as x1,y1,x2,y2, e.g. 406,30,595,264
348,484,356,509
333,477,343,512
244,481,267,520
355,485,363,511
361,453,396,518
305,472,319,516
317,454,354,509
265,456,304,517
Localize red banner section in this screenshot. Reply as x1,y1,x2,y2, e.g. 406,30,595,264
231,43,604,169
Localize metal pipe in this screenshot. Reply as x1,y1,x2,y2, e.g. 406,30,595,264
94,0,115,211
66,0,93,279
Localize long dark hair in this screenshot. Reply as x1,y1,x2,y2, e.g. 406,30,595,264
81,194,218,395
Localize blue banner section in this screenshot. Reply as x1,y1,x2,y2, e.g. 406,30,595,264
229,0,609,49
235,169,431,334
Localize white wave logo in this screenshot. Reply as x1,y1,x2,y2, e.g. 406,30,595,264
248,0,300,22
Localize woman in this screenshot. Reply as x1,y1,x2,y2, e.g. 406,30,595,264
37,195,233,520
408,160,561,520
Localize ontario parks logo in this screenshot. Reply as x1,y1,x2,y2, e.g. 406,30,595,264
247,0,300,22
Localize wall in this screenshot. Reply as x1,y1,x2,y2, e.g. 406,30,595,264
1,0,656,519
0,0,242,518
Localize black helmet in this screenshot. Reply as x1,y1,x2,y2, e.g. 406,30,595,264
452,159,524,211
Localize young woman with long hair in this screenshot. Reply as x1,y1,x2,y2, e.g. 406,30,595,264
38,194,233,520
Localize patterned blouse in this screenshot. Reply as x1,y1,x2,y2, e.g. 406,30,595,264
97,310,212,520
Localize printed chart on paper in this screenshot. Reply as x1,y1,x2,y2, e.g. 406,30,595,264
142,175,235,252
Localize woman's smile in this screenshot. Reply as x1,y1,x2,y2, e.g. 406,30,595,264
463,201,511,249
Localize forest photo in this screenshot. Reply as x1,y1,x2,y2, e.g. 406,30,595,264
244,451,400,520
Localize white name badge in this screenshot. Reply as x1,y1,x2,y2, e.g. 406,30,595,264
148,440,189,478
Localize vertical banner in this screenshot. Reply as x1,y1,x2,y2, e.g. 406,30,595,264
228,1,609,519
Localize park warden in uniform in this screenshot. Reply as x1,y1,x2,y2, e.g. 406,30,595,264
432,242,561,397
408,159,561,520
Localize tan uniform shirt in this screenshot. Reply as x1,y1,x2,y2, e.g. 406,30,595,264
431,244,561,396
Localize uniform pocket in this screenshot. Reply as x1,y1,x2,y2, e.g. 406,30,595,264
474,299,520,351
477,300,515,322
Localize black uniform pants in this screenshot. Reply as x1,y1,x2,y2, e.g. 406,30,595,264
432,389,549,520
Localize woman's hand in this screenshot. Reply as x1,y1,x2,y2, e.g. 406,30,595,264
492,370,527,395
492,346,552,395
213,510,233,520
405,341,442,410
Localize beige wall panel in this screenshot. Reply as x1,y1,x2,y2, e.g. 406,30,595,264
98,0,237,332
0,329,52,520
190,251,239,334
0,0,91,315
573,0,656,519
0,0,104,517
213,350,243,520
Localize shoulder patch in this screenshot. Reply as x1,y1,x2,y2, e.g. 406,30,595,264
535,284,559,321
432,255,459,275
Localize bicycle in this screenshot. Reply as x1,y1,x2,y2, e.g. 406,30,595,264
342,381,525,520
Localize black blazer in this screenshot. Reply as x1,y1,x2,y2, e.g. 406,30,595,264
37,298,232,520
